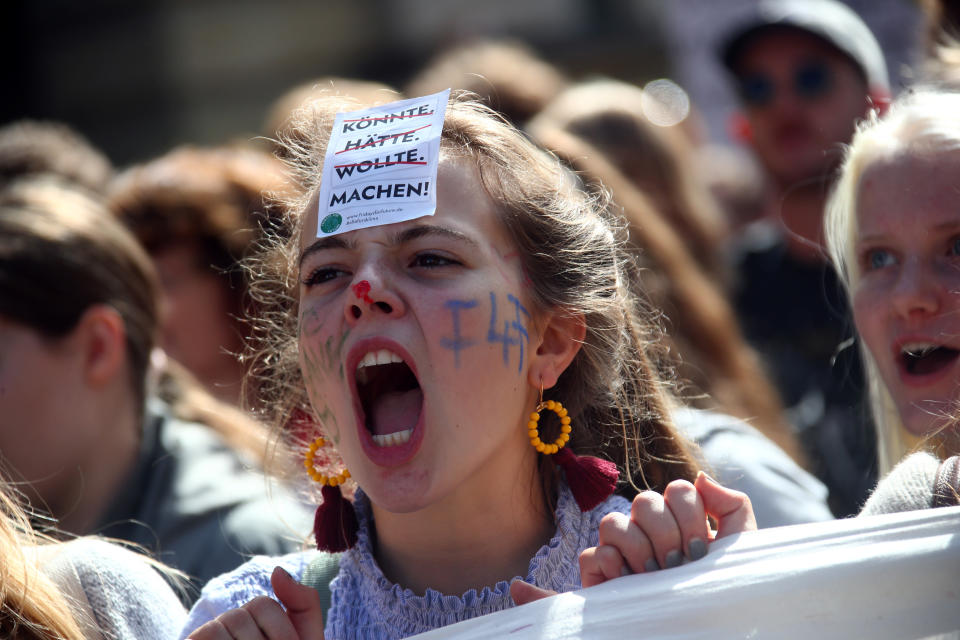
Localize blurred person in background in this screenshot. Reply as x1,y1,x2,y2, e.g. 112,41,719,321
0,177,311,603
0,119,114,195
527,121,831,527
264,76,402,163
693,143,773,234
719,0,891,516
405,38,569,127
917,0,960,88
530,78,729,281
109,145,288,407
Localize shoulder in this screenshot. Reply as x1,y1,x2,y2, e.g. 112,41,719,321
180,551,313,640
47,538,186,640
143,404,313,582
859,451,943,517
673,407,834,527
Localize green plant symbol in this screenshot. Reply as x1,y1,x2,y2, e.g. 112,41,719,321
320,213,343,234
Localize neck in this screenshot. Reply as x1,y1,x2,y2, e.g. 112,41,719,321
369,451,554,596
776,179,829,264
55,389,141,535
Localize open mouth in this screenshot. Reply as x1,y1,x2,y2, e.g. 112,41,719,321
900,342,960,376
356,349,423,447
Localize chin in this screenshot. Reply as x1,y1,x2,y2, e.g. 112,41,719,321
362,467,434,513
900,404,953,439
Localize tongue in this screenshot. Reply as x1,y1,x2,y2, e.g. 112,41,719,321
369,388,422,436
911,348,960,375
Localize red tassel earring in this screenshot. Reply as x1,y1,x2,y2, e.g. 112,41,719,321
304,436,358,552
527,386,619,512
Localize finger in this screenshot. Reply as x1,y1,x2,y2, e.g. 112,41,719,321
239,597,298,640
509,580,558,606
695,471,758,538
662,479,710,561
218,605,271,639
187,619,236,640
272,566,326,640
579,546,608,587
596,511,656,574
579,543,631,588
580,546,626,587
630,491,683,570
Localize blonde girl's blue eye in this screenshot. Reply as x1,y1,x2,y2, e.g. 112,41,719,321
866,248,895,271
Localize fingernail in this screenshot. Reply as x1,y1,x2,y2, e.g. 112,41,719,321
644,557,660,573
688,538,707,561
275,566,292,580
620,565,633,577
698,471,719,485
665,550,683,569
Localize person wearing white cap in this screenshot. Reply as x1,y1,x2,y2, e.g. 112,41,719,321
719,0,891,517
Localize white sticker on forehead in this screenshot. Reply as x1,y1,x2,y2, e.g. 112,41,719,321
316,89,450,237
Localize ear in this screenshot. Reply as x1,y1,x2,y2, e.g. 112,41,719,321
728,112,753,144
527,309,586,391
868,87,891,117
74,305,128,389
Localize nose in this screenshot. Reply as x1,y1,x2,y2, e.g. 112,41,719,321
890,258,941,321
343,267,406,326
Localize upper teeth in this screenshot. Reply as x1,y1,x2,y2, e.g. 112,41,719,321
902,342,938,357
357,349,404,370
356,349,404,385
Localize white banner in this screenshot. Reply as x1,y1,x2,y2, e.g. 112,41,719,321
412,507,960,639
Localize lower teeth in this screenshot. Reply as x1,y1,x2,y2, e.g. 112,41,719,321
371,429,412,447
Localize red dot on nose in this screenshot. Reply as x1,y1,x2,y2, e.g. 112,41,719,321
352,280,374,304
352,280,371,298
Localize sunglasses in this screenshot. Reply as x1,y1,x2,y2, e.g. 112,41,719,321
737,61,833,107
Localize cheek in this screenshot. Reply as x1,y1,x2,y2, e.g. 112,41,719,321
430,290,534,377
852,285,888,363
298,304,352,442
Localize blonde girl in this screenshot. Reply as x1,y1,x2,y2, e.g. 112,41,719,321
825,88,960,475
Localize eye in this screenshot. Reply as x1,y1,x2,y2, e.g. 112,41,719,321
302,266,349,287
949,236,960,256
863,248,896,271
409,252,460,269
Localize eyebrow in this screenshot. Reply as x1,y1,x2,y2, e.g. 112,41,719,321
857,220,960,245
391,224,480,249
298,223,480,268
299,236,354,269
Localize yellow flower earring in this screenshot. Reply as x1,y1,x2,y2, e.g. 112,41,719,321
527,385,572,455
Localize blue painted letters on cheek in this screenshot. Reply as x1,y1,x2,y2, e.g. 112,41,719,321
507,293,531,373
487,292,531,373
440,299,478,368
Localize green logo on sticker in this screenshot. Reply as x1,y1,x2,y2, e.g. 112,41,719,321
320,213,342,234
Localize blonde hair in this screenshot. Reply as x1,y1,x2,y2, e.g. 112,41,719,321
246,93,700,501
0,482,87,640
824,88,960,474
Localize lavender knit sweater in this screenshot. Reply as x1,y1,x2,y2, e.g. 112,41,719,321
180,483,629,639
